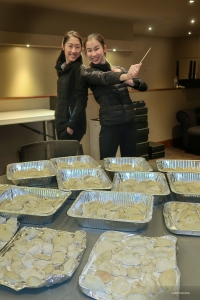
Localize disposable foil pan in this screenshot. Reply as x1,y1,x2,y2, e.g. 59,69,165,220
167,172,200,202
51,155,101,169
0,226,87,291
163,201,200,236
79,231,180,300
0,217,20,251
156,159,200,173
56,168,112,199
6,160,56,186
67,190,154,231
104,157,153,180
0,186,71,224
112,172,170,204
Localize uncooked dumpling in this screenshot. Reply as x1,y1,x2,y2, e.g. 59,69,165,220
158,268,177,291
83,274,108,293
95,270,113,283
111,276,131,296
110,263,127,277
127,266,141,278
155,258,176,273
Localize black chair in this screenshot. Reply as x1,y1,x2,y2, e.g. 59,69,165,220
18,140,84,162
176,108,200,153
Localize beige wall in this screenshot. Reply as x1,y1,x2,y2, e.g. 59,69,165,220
0,33,177,98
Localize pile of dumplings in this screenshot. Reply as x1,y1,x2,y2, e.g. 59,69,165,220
80,200,147,221
118,179,163,194
109,163,144,172
162,166,200,172
12,168,51,179
0,194,63,215
63,175,103,189
0,217,18,250
172,180,200,194
168,202,200,231
57,161,92,169
80,232,179,299
0,227,86,289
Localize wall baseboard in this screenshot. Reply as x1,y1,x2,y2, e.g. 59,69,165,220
157,138,182,148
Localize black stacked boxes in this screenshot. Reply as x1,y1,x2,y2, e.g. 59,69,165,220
133,101,149,160
148,141,165,159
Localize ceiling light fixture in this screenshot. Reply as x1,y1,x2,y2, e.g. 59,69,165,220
26,44,30,47
189,0,194,3
113,49,116,52
188,32,192,34
191,19,195,23
148,27,152,31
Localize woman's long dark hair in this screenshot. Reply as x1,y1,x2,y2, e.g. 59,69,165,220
56,31,83,67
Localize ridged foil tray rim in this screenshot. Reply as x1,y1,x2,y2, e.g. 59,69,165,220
56,168,112,192
104,157,153,172
50,155,101,169
67,190,154,224
79,231,180,300
163,201,200,236
0,226,87,290
0,186,71,218
156,159,200,173
112,171,170,196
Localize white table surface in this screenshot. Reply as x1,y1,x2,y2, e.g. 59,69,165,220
0,109,55,125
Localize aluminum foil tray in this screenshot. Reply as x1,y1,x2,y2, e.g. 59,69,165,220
79,231,180,300
164,201,200,236
167,172,200,202
104,157,153,180
56,168,112,199
112,172,170,204
0,186,71,224
0,217,20,251
0,184,12,194
156,159,200,173
51,155,101,170
6,160,56,186
0,226,87,291
67,190,154,231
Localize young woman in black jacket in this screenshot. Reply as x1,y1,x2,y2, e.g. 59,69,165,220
82,33,148,159
55,31,88,141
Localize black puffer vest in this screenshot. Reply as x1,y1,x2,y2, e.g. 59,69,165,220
85,62,137,126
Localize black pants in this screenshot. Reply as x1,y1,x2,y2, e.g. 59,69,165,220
99,123,137,159
57,128,85,142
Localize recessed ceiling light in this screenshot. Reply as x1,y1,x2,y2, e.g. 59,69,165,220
191,19,195,23
113,48,116,52
189,0,194,3
148,27,152,31
188,32,192,34
26,44,30,47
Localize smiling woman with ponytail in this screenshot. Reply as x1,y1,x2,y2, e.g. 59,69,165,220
54,31,88,141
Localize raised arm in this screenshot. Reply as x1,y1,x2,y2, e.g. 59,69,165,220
81,63,142,86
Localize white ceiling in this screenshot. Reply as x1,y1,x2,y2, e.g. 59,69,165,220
2,0,200,38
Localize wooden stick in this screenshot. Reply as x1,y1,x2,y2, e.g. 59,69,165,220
140,47,151,63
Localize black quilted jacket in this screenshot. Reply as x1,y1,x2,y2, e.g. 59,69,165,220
82,62,148,126
54,59,88,132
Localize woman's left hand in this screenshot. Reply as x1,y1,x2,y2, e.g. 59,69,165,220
67,127,74,135
111,67,121,72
